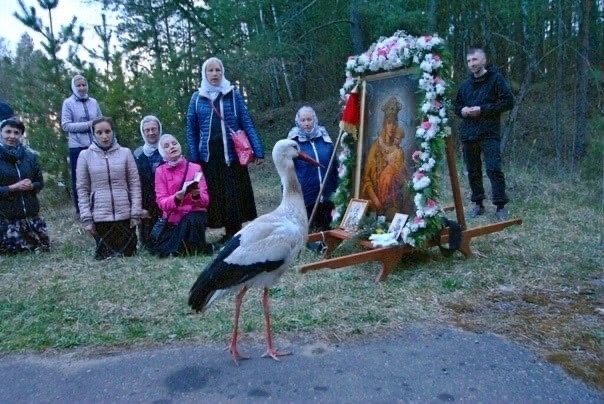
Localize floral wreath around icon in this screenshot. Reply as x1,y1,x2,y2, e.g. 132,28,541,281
331,30,452,247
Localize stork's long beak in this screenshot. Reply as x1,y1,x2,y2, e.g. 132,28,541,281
296,151,324,168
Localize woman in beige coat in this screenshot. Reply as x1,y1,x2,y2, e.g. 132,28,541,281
76,117,142,259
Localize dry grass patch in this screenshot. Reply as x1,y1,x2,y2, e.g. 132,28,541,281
0,157,601,390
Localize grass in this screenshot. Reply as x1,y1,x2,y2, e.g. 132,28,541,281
0,153,602,390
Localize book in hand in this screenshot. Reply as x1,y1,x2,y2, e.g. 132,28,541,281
181,172,203,193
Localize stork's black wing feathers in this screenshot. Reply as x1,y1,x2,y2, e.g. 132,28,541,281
188,235,285,312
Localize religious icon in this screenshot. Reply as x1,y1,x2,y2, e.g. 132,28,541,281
355,70,417,221
340,198,369,232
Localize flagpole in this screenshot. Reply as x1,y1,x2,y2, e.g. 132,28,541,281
307,128,345,231
308,85,360,232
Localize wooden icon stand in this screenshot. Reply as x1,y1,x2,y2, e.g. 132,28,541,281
299,136,522,282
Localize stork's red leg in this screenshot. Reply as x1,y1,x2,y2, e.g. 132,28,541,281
227,286,250,366
261,287,291,360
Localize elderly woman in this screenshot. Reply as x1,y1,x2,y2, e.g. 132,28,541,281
0,118,50,253
151,134,213,257
287,105,339,233
186,56,265,244
133,115,164,250
61,74,102,214
76,117,141,260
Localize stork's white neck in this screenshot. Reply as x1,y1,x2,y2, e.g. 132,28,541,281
277,164,308,230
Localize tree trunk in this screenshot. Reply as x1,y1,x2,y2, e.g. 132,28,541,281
427,0,438,33
574,0,590,160
501,65,532,154
349,0,364,54
554,0,564,165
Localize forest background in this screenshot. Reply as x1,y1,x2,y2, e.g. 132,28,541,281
0,0,602,390
0,0,601,180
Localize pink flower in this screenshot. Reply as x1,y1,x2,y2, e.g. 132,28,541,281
433,54,441,62
421,121,432,130
434,76,443,84
414,172,425,179
414,216,423,224
432,100,442,109
427,199,437,208
412,150,421,161
377,47,388,57
424,36,433,43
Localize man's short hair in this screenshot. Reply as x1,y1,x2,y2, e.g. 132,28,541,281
467,47,486,57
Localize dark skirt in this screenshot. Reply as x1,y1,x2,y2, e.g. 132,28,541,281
0,216,50,254
138,208,161,250
94,220,137,260
306,201,335,233
150,211,211,257
201,135,257,233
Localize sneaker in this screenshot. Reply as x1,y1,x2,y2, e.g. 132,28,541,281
495,208,509,221
469,205,485,218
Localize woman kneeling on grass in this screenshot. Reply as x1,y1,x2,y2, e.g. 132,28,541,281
151,134,213,258
0,118,50,253
76,116,142,260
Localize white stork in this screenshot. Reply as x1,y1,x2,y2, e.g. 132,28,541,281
188,139,321,365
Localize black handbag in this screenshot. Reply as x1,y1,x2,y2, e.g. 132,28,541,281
151,162,190,242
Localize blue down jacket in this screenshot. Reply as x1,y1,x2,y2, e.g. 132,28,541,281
186,89,264,164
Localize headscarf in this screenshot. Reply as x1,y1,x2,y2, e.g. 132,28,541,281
287,106,332,143
139,115,162,157
71,74,89,101
0,118,26,162
157,134,183,167
198,57,233,100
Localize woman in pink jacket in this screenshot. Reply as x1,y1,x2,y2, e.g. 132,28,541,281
152,134,213,257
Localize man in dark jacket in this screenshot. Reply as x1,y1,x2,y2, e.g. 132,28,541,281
455,47,514,221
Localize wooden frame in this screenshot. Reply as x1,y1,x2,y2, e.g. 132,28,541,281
356,70,418,220
301,137,523,282
339,198,369,232
387,213,409,240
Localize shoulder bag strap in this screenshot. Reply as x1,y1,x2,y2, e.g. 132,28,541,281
210,100,236,134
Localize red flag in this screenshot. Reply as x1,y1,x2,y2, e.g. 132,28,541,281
339,86,360,136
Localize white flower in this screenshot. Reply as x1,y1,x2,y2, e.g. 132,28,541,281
413,175,431,190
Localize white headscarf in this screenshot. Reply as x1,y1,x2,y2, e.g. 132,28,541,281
287,106,332,143
198,57,233,100
139,115,162,157
157,134,183,167
71,74,89,100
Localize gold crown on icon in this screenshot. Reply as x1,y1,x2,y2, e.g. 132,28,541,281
382,96,402,119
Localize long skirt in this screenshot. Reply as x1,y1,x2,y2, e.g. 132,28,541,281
138,206,161,251
150,211,211,257
201,135,257,234
0,216,50,254
93,220,137,260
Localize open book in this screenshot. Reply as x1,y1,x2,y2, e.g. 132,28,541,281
181,172,203,193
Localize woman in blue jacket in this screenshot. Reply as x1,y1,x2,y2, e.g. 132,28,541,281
287,106,339,233
186,57,265,244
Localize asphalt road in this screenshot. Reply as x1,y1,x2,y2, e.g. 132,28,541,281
1,325,601,403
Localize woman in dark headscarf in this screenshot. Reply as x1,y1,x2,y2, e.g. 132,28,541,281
0,118,50,253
